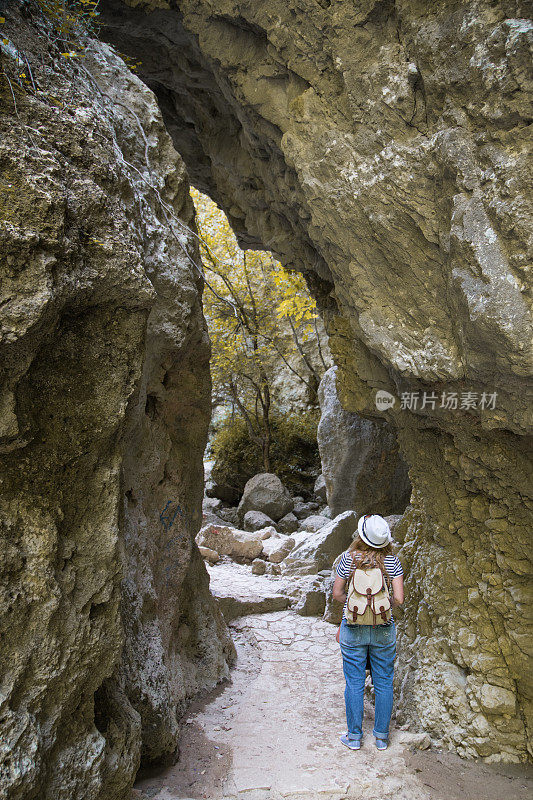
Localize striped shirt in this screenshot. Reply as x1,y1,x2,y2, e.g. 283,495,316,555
335,551,404,626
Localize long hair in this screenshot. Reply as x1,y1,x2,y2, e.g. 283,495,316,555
347,535,393,574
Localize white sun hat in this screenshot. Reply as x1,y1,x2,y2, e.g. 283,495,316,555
357,514,391,549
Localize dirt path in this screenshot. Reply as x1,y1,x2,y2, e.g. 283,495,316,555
132,610,533,800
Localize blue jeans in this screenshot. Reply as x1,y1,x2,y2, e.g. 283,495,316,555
339,618,396,741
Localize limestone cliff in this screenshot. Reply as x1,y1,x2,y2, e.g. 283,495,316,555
100,0,532,761
0,9,233,800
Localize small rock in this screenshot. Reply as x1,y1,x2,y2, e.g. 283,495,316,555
217,506,239,525
298,514,330,532
258,525,277,540
277,511,299,534
251,558,267,575
201,511,226,527
198,545,220,564
243,509,276,532
398,731,431,750
203,496,222,512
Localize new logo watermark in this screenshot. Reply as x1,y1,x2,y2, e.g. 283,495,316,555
375,389,498,411
375,390,396,411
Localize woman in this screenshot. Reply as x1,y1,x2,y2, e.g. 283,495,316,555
332,513,404,751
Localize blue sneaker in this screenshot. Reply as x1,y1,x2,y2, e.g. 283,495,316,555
375,738,388,750
340,734,362,750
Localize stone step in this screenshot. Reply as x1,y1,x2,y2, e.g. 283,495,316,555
207,562,291,621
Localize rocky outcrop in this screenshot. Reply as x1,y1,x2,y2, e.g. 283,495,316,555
101,0,533,762
0,11,233,800
318,367,411,517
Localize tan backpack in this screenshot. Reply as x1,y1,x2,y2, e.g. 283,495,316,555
344,554,391,625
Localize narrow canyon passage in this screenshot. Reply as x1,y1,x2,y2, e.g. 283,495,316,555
133,605,533,800
1,3,532,799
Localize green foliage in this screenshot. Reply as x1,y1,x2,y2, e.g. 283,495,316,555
211,411,321,499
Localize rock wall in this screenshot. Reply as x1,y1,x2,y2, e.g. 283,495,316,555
317,367,410,518
100,0,532,762
0,9,233,800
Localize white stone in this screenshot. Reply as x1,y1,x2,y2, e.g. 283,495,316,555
261,534,296,563
197,523,263,560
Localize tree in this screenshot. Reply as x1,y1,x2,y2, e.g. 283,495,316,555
191,187,328,472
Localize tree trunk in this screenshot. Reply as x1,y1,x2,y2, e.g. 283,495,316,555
260,380,271,472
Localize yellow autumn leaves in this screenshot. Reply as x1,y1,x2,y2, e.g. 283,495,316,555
191,187,324,468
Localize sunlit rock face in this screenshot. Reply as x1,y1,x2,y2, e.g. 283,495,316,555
0,12,233,800
100,0,533,761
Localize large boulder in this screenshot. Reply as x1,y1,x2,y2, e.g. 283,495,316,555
238,473,294,523
323,570,344,626
197,523,263,560
283,511,359,575
317,368,411,518
294,589,326,617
